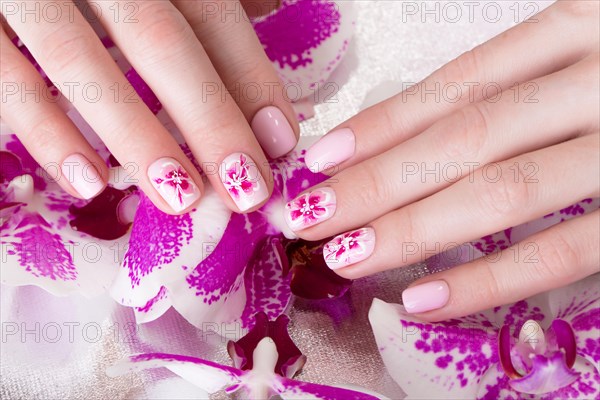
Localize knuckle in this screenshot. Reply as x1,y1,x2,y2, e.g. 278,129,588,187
41,25,100,73
478,261,503,303
27,113,66,149
131,4,194,58
440,48,483,89
557,0,599,18
533,233,579,282
474,160,535,220
435,105,488,161
355,161,394,208
0,59,24,87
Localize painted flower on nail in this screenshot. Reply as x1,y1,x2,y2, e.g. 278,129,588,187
152,162,195,207
285,188,336,231
224,154,257,199
324,228,375,268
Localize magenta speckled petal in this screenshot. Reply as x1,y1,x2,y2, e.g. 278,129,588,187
1,135,127,297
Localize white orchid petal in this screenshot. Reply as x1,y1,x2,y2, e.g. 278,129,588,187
106,353,242,394
368,298,496,399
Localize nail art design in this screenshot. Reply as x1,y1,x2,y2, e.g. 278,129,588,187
148,158,200,212
323,227,375,270
285,188,336,231
221,153,269,211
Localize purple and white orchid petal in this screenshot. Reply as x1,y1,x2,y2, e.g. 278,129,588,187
1,210,120,296
133,286,171,324
239,237,292,328
252,0,356,102
369,298,498,399
547,275,600,364
110,186,230,308
106,352,242,393
166,210,268,329
274,376,383,400
477,356,600,400
508,352,580,395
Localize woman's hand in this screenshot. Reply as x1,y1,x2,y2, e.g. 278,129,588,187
1,0,298,214
285,0,599,320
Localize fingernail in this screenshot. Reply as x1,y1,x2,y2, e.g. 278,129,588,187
323,227,375,270
285,187,336,231
402,280,450,313
148,157,201,212
61,153,105,199
305,128,355,173
221,152,269,212
251,106,297,159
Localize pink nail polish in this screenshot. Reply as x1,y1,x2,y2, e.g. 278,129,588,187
61,154,105,199
305,128,355,173
323,227,375,270
402,280,450,313
285,187,336,231
148,157,201,212
221,152,269,212
251,106,296,159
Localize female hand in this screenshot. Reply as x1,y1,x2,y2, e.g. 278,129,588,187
284,0,599,320
1,0,298,214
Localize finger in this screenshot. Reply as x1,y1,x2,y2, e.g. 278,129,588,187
286,55,599,238
4,0,203,214
95,0,271,212
403,209,599,320
172,0,299,159
0,26,106,199
304,0,599,173
239,0,281,18
330,133,599,278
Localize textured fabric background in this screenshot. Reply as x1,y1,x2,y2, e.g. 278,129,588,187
1,1,553,399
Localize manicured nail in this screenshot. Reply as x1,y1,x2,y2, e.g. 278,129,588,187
148,157,201,212
323,227,375,270
61,153,105,199
305,128,355,173
221,152,269,212
285,187,336,231
251,106,297,159
402,280,450,314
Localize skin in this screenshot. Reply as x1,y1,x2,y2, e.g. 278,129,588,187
0,0,297,214
292,0,600,320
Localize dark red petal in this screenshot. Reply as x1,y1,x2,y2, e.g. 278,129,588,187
285,239,353,300
69,186,135,240
0,151,23,183
499,325,523,379
550,319,577,368
227,312,305,378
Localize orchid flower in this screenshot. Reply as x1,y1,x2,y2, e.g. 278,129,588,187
369,275,600,399
0,135,133,297
108,312,383,400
